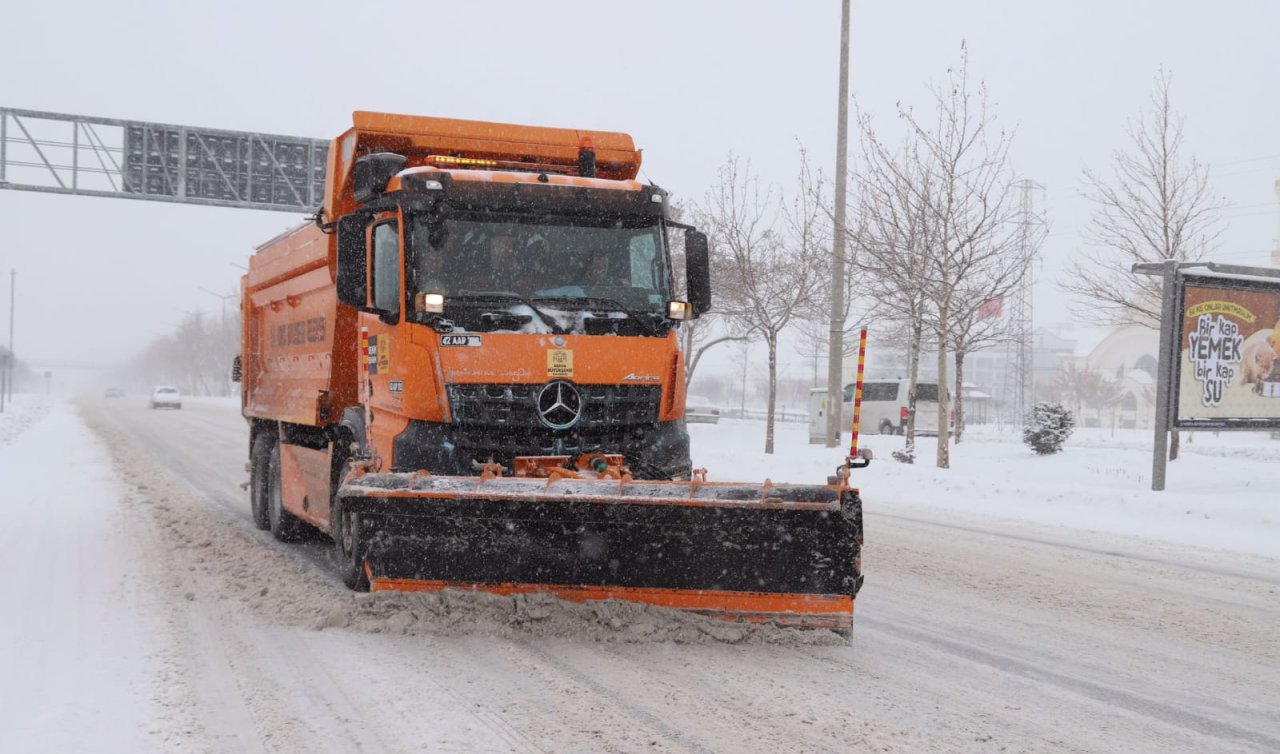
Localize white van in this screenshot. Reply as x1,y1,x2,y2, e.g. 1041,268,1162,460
842,379,951,436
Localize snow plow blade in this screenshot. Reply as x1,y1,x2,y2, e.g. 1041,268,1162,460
339,473,864,631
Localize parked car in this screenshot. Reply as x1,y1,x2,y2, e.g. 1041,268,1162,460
150,386,183,410
102,387,125,399
684,395,721,424
842,379,952,436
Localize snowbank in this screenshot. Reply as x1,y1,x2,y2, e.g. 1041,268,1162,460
0,401,174,750
691,419,1280,559
0,394,51,446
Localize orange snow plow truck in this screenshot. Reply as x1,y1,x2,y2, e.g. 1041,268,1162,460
236,112,864,632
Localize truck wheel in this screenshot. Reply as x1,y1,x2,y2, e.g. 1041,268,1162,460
267,443,306,542
879,420,894,435
329,436,369,591
248,434,273,530
332,500,370,591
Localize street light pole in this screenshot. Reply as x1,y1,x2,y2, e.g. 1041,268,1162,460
7,268,14,402
197,286,240,397
825,0,851,447
197,286,237,327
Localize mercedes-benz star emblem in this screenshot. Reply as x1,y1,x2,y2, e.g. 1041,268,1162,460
536,380,582,430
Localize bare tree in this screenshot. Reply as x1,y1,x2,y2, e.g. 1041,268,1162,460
1053,362,1124,427
1063,68,1222,459
697,156,822,453
849,155,931,458
132,308,241,397
857,46,1025,467
796,160,867,387
850,128,936,460
947,291,1014,443
665,200,745,388
904,48,1025,469
1063,69,1223,327
681,319,746,390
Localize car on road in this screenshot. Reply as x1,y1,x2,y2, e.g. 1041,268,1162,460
684,395,721,424
103,387,125,399
150,386,183,410
843,379,952,436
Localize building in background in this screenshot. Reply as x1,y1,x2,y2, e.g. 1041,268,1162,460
1078,326,1159,429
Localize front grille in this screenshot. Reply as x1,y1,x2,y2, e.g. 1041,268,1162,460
448,383,661,430
446,383,662,460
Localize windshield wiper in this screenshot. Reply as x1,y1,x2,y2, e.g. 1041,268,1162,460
532,295,636,313
451,291,564,333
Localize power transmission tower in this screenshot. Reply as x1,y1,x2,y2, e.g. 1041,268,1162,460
1003,179,1044,425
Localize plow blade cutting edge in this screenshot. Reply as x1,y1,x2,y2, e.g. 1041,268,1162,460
339,474,864,632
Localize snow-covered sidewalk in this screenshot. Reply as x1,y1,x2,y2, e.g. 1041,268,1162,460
0,394,52,446
0,399,176,750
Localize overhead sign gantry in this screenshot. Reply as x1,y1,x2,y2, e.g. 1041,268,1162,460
0,107,326,213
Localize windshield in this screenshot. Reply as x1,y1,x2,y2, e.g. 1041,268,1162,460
409,216,671,313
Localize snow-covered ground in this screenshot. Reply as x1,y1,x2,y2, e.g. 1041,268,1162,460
0,394,52,446
690,419,1280,559
2,396,1277,752
0,399,174,750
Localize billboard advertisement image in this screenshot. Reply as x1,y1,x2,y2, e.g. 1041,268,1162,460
1175,275,1280,429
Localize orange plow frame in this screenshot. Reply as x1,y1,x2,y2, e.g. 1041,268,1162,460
367,573,854,631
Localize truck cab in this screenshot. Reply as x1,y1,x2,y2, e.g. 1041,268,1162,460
243,112,711,488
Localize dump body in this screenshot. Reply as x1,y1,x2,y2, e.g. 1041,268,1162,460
239,111,864,633
242,222,357,426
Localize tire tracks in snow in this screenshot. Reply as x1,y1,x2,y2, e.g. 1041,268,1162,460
507,639,716,753
874,510,1280,587
86,402,555,752
851,614,1280,752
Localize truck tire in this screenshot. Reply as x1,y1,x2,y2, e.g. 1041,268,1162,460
331,499,369,591
329,436,369,591
879,419,895,435
248,434,272,530
267,442,306,542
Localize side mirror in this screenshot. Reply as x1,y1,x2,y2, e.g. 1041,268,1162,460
685,230,712,316
336,214,368,308
352,152,407,204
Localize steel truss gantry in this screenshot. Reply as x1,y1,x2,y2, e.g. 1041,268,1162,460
0,108,327,213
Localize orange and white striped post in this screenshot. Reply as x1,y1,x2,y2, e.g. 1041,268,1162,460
848,327,868,460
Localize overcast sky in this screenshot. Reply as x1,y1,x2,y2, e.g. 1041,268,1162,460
3,0,1279,374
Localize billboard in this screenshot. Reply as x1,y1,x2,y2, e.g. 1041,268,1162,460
1174,275,1280,429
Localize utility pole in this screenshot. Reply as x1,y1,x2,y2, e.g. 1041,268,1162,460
825,0,851,447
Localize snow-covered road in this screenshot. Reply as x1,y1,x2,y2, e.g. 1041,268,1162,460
3,396,1277,752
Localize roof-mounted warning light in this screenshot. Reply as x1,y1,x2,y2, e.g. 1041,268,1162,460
423,154,575,176
578,136,597,178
